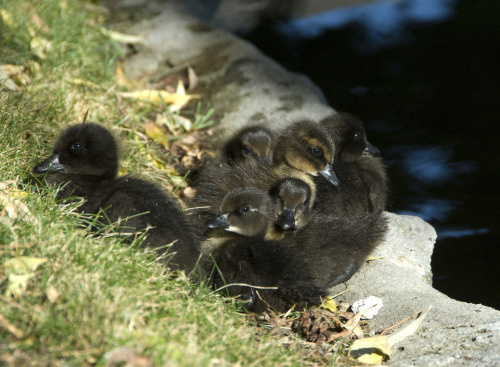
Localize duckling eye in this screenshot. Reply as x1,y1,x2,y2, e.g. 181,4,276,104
242,146,253,157
354,132,363,141
240,206,251,213
71,142,84,151
311,147,322,157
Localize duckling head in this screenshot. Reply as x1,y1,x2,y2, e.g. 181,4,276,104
33,123,118,178
223,126,274,163
273,120,340,186
321,113,380,161
270,177,314,230
206,187,275,237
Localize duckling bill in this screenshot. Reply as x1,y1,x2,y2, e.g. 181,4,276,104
33,123,201,273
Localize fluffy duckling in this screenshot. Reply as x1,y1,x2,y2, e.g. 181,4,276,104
269,177,315,231
318,113,388,214
200,186,277,254
223,126,274,164
33,123,201,273
272,120,340,187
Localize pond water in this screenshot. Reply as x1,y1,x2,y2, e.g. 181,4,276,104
240,0,500,309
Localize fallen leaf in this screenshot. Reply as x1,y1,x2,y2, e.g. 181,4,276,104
349,335,392,364
321,297,338,312
0,9,15,27
100,27,145,44
187,66,198,91
144,122,169,149
0,191,33,222
30,34,53,59
387,306,431,346
0,66,19,91
66,77,101,89
366,255,386,262
4,256,47,275
5,273,35,298
46,286,59,303
4,257,48,298
119,83,199,111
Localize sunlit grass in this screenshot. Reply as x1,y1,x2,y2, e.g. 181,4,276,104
0,1,319,365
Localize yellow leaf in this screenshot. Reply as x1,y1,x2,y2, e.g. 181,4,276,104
4,257,47,297
357,353,384,365
30,35,53,60
366,255,386,262
349,335,392,363
321,297,338,312
144,122,169,149
4,256,47,275
387,306,431,346
119,89,199,111
100,27,145,44
0,9,15,27
116,61,130,87
6,273,35,298
176,79,186,95
66,77,100,89
0,66,19,91
0,192,33,222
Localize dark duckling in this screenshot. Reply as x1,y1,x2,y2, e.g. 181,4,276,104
318,113,388,214
272,120,340,187
33,123,201,273
200,186,277,255
223,126,274,164
268,177,316,232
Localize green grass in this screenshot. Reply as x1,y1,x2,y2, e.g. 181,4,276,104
0,1,328,365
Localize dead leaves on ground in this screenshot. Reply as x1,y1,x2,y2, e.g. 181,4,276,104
252,300,429,365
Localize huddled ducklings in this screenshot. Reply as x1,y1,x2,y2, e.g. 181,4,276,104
33,123,201,273
34,113,389,313
203,185,387,312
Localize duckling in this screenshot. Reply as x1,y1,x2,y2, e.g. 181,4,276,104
269,177,315,232
318,113,388,214
223,126,274,164
33,123,201,273
200,186,277,254
272,120,340,187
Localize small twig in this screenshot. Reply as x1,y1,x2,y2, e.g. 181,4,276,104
212,283,279,294
380,307,424,336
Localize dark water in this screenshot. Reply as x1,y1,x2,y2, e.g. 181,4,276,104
240,0,500,309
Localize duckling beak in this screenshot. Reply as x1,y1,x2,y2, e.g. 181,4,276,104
365,141,381,157
276,208,296,230
33,154,65,173
319,163,340,186
206,213,229,229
